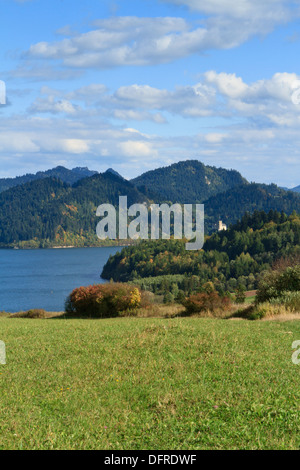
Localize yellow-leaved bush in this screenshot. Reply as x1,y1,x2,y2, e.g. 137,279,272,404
65,283,142,318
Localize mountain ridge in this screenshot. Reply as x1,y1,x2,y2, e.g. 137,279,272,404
0,172,150,248
0,166,98,193
0,160,299,248
131,160,248,203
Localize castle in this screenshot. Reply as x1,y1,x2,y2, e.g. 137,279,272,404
218,220,227,231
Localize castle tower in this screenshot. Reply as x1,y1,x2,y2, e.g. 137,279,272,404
218,220,227,231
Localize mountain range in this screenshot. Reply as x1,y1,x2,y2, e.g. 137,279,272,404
131,160,247,203
0,160,299,248
0,166,98,193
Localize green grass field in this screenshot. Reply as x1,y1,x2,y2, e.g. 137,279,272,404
1,316,300,450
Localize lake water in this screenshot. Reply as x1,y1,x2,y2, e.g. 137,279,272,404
0,246,121,313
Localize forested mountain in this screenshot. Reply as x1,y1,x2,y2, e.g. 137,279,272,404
0,160,299,247
131,160,247,203
0,166,98,193
204,183,300,231
281,185,300,192
0,178,69,245
105,168,125,180
101,211,300,294
0,172,149,247
204,210,300,257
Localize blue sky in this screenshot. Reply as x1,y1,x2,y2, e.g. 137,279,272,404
0,0,300,187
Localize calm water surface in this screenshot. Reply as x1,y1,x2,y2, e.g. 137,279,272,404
0,247,121,312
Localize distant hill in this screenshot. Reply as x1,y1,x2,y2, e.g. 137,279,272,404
131,160,247,203
105,168,125,180
204,183,300,232
101,210,300,288
0,166,98,193
204,210,300,258
0,172,149,247
280,185,300,193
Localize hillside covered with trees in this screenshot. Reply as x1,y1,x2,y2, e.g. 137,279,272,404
0,160,299,247
131,160,247,203
0,172,149,248
204,183,300,231
101,211,300,297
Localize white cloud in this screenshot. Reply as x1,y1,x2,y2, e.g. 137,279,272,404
23,4,300,71
204,71,248,99
60,139,90,154
28,72,300,127
27,17,192,68
0,133,39,152
204,133,227,143
205,71,300,126
119,140,156,157
27,81,216,120
2,68,300,186
162,0,298,21
29,95,78,115
0,108,299,186
109,83,216,117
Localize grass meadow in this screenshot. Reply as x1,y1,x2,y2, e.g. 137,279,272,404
0,315,300,450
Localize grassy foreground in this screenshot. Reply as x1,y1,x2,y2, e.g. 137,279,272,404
0,316,300,450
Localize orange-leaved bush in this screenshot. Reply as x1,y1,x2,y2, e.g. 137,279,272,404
182,291,231,315
65,283,142,318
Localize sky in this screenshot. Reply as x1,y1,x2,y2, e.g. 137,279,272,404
0,0,300,187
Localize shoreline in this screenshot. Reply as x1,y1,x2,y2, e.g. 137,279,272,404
0,242,136,250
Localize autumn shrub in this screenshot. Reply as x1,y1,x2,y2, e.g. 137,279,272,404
272,254,300,272
65,283,142,318
182,291,231,316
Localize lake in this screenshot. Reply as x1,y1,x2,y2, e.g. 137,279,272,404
0,246,122,313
